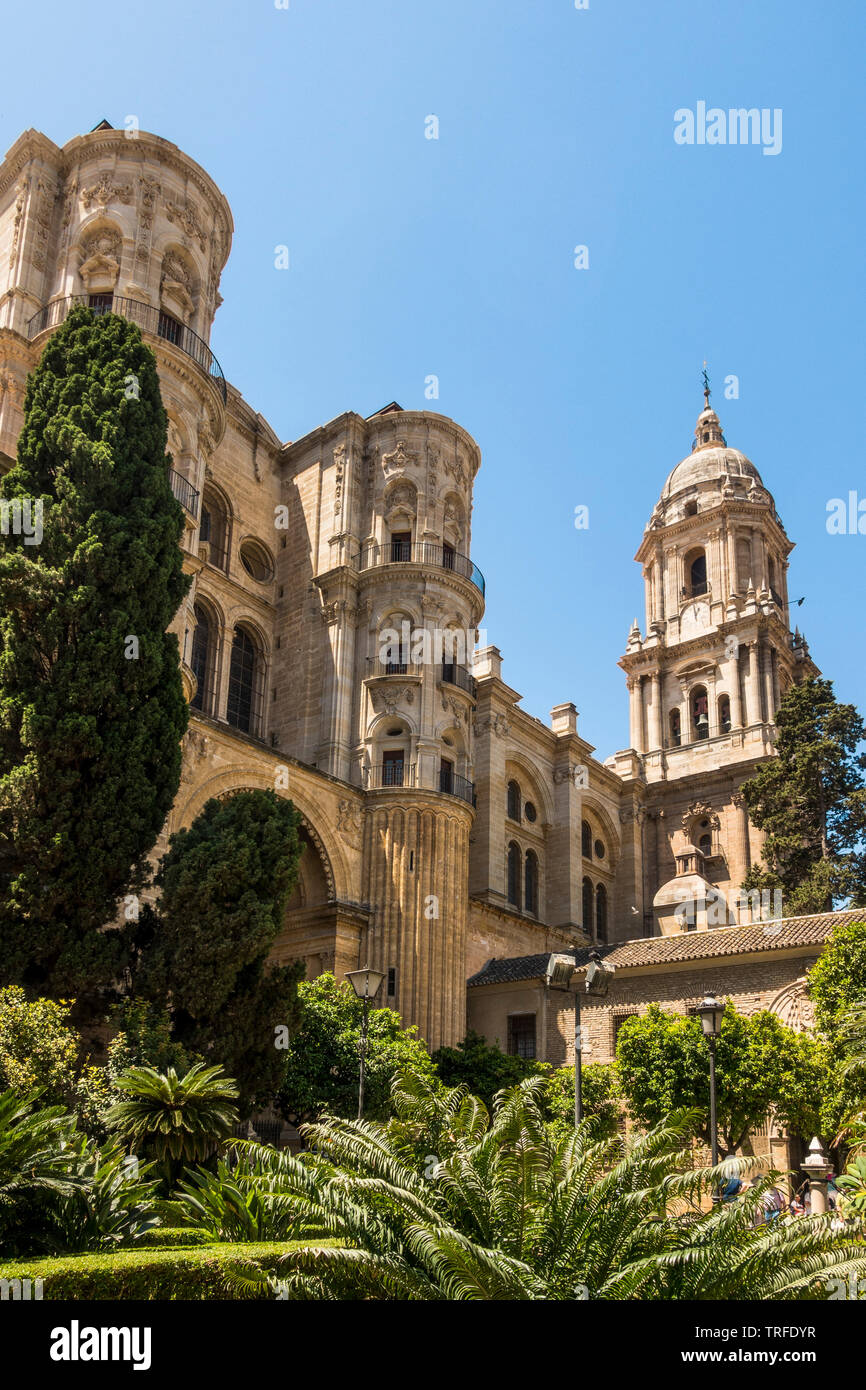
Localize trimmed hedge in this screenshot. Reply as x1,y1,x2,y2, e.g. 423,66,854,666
134,1226,212,1248
0,1240,335,1300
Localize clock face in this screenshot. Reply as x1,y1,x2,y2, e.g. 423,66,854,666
680,600,710,639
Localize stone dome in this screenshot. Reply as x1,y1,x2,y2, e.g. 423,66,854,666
659,403,763,504
661,444,762,502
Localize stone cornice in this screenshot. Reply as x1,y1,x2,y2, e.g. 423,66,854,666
280,409,482,478
1,129,233,266
355,561,485,618
635,498,793,564
363,787,475,823
619,610,799,675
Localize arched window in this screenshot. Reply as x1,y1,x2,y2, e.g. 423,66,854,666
200,487,229,572
507,842,521,910
669,708,682,747
507,780,521,822
595,883,608,943
582,876,593,932
695,816,714,859
189,602,215,715
688,550,707,597
691,686,709,741
226,626,262,736
524,850,539,916
581,820,593,858
718,694,731,734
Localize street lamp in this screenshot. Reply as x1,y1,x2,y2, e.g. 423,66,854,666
696,994,724,1197
345,967,386,1120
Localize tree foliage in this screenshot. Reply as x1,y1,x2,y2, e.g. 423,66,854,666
133,790,304,1110
740,677,866,914
543,1061,622,1141
431,1030,546,1109
106,1063,239,1190
185,1073,866,1301
277,973,435,1123
0,1088,158,1256
615,1002,827,1152
0,986,80,1108
0,307,190,996
806,918,866,1141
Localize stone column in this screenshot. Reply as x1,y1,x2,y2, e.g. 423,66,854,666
732,790,751,888
762,641,775,724
654,546,665,622
649,671,662,750
726,528,738,594
727,650,743,729
746,641,761,725
627,676,642,752
550,750,584,932
801,1137,830,1216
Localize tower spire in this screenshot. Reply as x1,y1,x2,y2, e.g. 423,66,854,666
691,363,726,452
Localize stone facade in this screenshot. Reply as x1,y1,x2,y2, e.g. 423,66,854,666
0,121,834,1057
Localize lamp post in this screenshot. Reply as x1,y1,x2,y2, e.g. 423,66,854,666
345,967,385,1120
696,994,725,1200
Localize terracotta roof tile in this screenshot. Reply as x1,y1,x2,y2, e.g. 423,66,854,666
466,909,863,988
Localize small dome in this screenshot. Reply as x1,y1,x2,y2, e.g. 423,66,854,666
655,395,764,508
661,444,762,502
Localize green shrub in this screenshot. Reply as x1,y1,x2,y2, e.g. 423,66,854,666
0,1239,335,1299
134,1226,212,1248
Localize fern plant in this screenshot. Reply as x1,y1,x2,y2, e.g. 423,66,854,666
106,1063,239,1189
172,1072,866,1300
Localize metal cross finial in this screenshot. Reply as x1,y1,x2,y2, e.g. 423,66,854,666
702,362,711,408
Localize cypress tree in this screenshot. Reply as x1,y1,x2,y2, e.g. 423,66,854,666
740,676,866,915
134,790,305,1108
0,306,190,995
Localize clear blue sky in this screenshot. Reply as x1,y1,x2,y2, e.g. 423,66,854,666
3,0,864,759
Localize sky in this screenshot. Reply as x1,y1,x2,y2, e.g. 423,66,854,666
2,0,864,759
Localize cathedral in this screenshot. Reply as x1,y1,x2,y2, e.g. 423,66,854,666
0,121,851,1090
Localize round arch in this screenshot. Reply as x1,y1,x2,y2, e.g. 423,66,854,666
503,752,555,826
171,767,349,903
582,798,621,873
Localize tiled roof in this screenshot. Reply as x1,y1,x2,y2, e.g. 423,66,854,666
468,946,592,988
466,909,863,988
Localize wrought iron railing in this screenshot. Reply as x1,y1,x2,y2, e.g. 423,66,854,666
27,295,227,403
365,761,417,790
362,760,475,806
356,540,485,597
366,657,422,678
168,467,200,519
439,768,476,804
440,662,477,698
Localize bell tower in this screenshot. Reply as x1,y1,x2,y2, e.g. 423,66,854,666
618,383,818,934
